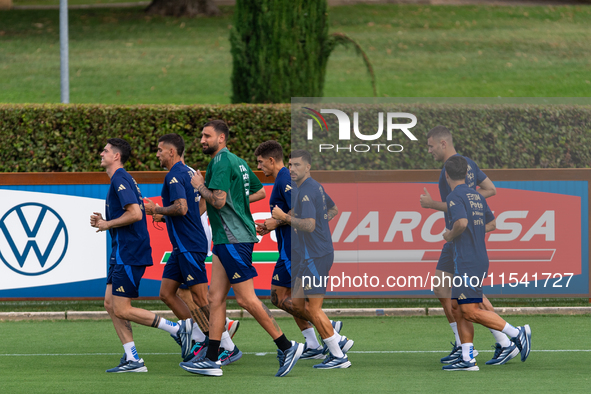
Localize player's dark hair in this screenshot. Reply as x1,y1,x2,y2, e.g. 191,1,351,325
158,133,185,157
427,125,453,144
254,140,283,162
445,155,467,181
289,149,311,165
107,138,131,164
203,120,230,141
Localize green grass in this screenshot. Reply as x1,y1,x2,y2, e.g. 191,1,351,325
1,4,591,104
0,297,589,312
0,315,590,392
12,0,147,6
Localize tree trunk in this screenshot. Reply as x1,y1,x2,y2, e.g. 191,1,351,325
145,0,220,17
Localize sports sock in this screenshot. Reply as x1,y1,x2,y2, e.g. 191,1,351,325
155,316,178,335
324,333,344,358
192,322,206,342
450,322,461,345
206,339,220,361
490,328,511,347
123,341,140,361
301,328,320,349
461,343,474,362
501,322,520,338
274,334,292,353
220,331,235,351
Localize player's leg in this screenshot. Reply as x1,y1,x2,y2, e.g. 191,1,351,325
479,294,515,364
179,252,229,376
442,299,479,371
160,278,191,319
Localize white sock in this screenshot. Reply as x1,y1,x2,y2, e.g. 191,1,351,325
301,328,320,349
192,322,206,342
123,341,139,361
461,342,474,362
220,330,235,351
157,317,179,335
501,322,520,338
490,328,511,347
323,333,344,358
450,322,461,345
332,329,345,342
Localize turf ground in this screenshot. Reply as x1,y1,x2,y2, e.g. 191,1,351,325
1,315,590,392
1,4,591,104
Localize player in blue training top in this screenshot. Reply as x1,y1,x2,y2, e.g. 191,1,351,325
254,141,344,360
440,155,531,371
420,125,516,365
144,133,239,365
272,149,354,370
90,138,192,373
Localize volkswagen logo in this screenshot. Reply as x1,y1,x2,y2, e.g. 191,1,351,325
0,203,69,276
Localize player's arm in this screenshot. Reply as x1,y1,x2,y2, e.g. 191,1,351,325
272,206,315,233
328,205,338,221
484,203,496,233
199,197,207,215
485,219,496,233
420,187,447,212
477,177,497,199
190,169,227,209
442,218,468,242
91,203,142,233
249,187,266,203
145,198,188,217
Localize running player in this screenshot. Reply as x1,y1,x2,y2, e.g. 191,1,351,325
144,133,239,364
420,126,515,365
179,120,304,377
254,140,343,360
441,155,531,371
272,149,354,369
90,138,192,373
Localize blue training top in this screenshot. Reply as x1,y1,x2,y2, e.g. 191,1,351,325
439,154,487,229
270,166,293,265
446,184,495,270
161,161,208,254
293,177,334,259
106,168,153,266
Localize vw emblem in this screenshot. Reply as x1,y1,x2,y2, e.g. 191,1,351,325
0,203,69,276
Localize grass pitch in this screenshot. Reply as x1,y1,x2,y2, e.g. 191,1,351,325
1,315,590,393
1,4,591,104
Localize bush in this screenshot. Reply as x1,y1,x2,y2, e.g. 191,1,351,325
1,103,590,172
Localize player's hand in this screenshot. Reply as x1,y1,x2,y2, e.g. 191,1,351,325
90,212,103,227
143,198,157,215
264,218,279,231
442,228,453,242
191,169,205,189
420,187,434,209
272,205,286,221
255,222,270,236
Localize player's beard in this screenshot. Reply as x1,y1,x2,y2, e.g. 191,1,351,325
202,142,218,155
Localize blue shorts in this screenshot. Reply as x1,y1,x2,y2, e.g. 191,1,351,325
212,243,258,284
272,259,292,288
107,264,146,298
295,252,334,296
451,265,488,305
162,251,208,287
436,242,454,274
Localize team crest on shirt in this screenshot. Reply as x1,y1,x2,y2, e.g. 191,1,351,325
117,184,126,192
302,195,310,202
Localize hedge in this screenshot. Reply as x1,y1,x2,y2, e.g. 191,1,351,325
0,103,590,172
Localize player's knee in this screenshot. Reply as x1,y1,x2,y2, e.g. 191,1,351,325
433,285,449,299
104,298,112,313
461,309,478,323
235,295,255,311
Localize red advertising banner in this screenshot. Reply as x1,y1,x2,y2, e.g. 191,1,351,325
144,183,581,295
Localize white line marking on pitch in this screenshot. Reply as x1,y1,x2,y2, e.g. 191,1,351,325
1,350,589,357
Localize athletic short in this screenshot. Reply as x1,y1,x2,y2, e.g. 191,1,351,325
436,242,454,274
271,258,292,288
212,243,257,284
451,265,488,305
107,264,146,298
295,252,334,296
162,251,208,287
